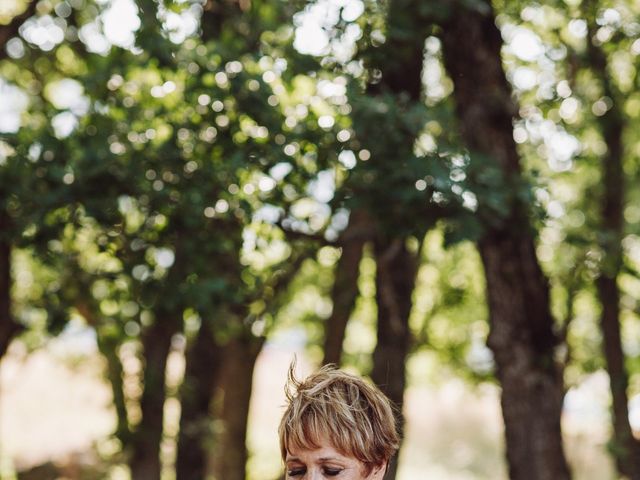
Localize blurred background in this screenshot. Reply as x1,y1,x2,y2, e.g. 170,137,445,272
0,0,639,478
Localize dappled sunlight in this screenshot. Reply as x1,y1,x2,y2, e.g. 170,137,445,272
0,80,28,133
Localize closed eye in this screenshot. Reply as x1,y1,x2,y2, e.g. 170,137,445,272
287,468,306,477
323,467,343,476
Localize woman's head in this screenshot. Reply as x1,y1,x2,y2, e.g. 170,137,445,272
278,364,400,478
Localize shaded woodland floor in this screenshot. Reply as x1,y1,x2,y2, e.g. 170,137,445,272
0,335,620,480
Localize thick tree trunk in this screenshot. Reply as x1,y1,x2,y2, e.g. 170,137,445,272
175,320,223,480
322,210,370,366
211,335,264,480
585,18,640,478
0,210,20,360
129,316,178,480
438,3,571,479
371,238,418,480
478,235,569,480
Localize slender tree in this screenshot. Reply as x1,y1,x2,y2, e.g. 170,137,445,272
0,0,42,359
0,210,20,359
584,7,640,478
322,209,371,366
210,334,265,480
349,2,438,479
370,238,418,480
175,320,224,480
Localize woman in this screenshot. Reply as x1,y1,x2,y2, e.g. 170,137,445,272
278,364,400,479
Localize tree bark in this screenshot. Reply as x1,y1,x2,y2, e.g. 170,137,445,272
371,238,418,480
585,16,640,479
129,316,179,480
438,3,571,480
210,334,264,480
478,235,569,480
0,210,21,360
322,209,370,366
175,320,223,480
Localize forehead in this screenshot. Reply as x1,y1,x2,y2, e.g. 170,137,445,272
286,444,352,463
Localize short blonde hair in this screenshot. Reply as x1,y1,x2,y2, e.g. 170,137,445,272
278,364,400,472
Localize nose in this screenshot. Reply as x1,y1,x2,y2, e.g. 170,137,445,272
307,468,324,480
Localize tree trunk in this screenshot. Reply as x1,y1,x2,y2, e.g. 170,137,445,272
361,0,425,406
585,16,640,478
371,238,418,480
361,4,427,479
478,235,569,480
175,320,223,480
210,335,264,480
0,210,20,360
322,210,370,366
76,295,131,448
598,276,640,478
97,331,131,447
438,3,571,479
129,316,178,480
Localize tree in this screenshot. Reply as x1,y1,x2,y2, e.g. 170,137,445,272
341,2,464,478
436,1,572,478
322,209,371,366
583,3,640,476
0,0,48,360
2,1,336,478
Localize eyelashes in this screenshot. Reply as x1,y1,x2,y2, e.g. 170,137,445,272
324,468,343,476
286,467,344,477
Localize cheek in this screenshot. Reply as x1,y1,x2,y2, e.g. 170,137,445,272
342,469,365,480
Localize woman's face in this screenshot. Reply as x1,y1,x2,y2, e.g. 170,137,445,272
285,443,386,480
